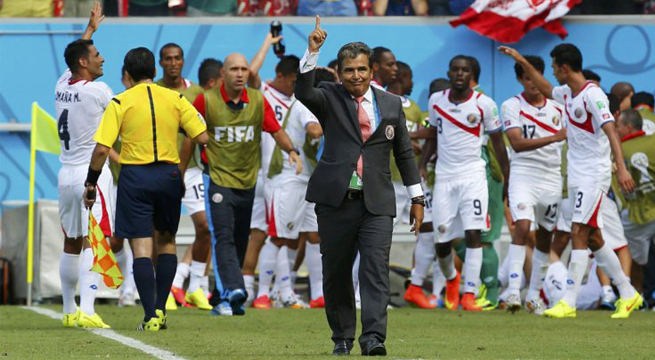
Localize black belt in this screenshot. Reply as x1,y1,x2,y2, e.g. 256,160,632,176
345,189,363,200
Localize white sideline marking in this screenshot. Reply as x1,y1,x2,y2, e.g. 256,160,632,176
22,306,191,360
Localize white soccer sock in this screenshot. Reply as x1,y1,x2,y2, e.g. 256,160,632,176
411,232,435,287
244,274,255,301
200,276,209,297
59,252,79,314
463,247,483,294
276,246,294,301
594,244,636,299
121,246,136,295
562,250,589,307
526,249,549,301
172,262,190,289
437,252,457,281
602,285,616,300
432,263,446,298
498,252,510,288
257,240,279,298
507,244,526,295
187,260,206,294
306,243,323,300
290,271,298,287
79,248,100,315
287,247,298,273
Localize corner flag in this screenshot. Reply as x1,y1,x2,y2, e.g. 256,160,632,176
87,212,123,289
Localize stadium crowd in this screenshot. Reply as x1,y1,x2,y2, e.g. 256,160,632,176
50,2,655,334
1,0,654,17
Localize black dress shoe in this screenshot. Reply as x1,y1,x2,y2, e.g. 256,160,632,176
332,340,354,356
361,340,386,356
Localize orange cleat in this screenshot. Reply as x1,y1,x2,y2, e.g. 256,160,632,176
461,292,482,311
404,284,435,309
444,271,461,311
253,295,272,309
170,286,187,306
309,296,325,308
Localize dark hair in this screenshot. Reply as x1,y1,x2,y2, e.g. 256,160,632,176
429,78,451,97
607,93,620,115
582,69,601,83
159,43,183,60
198,58,223,87
466,56,480,83
124,47,156,82
550,43,583,72
64,39,94,73
314,68,337,87
515,55,544,78
620,109,643,130
327,59,338,71
632,91,654,108
448,55,471,70
370,46,392,65
275,55,300,76
397,61,411,77
337,42,373,72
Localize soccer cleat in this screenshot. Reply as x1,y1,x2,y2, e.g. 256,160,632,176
185,288,212,310
253,295,272,309
170,286,187,306
211,301,233,316
611,292,643,319
525,298,545,316
601,292,618,311
155,309,168,330
229,289,247,315
544,300,576,318
309,296,325,308
76,311,111,328
404,284,435,309
506,293,521,314
461,293,482,311
281,293,308,309
166,293,178,311
444,271,461,311
62,309,79,327
137,317,160,332
475,297,496,311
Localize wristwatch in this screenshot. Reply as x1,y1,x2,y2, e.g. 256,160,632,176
411,195,426,207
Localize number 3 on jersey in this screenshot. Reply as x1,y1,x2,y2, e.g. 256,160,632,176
58,109,71,150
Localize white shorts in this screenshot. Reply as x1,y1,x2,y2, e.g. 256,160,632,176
509,176,561,231
570,186,605,228
181,167,206,216
432,174,489,243
58,163,114,238
421,180,433,224
600,197,628,251
393,181,411,226
265,174,317,239
621,211,655,266
250,173,268,232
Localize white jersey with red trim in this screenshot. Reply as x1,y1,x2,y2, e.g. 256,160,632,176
54,69,113,166
501,93,564,181
260,83,292,176
552,82,614,190
428,89,502,180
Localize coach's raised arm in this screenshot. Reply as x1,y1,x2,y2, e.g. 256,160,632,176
294,16,328,122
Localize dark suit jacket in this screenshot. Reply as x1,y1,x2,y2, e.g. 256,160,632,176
295,68,421,217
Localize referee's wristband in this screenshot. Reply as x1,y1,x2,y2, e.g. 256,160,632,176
288,148,300,156
85,167,102,187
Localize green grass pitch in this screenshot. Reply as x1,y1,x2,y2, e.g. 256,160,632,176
1,305,653,359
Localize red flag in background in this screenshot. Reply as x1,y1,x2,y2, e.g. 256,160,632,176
450,0,582,43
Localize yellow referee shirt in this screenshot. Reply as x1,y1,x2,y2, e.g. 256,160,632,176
95,83,206,164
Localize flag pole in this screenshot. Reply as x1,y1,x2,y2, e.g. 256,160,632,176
26,102,38,307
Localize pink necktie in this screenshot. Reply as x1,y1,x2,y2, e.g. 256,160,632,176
355,96,372,178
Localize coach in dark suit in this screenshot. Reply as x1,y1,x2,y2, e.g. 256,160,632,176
295,16,425,357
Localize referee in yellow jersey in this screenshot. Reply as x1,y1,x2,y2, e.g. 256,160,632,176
83,47,209,331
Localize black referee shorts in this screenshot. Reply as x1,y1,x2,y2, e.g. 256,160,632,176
115,163,184,239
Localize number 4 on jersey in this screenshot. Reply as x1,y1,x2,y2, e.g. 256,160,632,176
58,109,71,150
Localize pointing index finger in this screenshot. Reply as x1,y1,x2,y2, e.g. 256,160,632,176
315,15,321,30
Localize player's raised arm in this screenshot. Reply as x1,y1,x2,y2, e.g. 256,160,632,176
499,46,553,99
81,2,104,40
248,32,283,89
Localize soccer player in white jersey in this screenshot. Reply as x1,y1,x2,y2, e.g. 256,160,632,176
241,53,298,304
55,3,115,328
500,55,567,314
500,44,642,319
420,55,510,311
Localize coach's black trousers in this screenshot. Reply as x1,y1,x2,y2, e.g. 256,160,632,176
315,196,393,347
206,179,255,302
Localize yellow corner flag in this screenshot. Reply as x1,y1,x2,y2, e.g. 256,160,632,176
88,212,123,289
27,102,62,306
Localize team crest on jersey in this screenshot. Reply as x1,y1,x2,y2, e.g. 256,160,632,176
287,222,294,231
552,115,560,126
467,113,479,124
438,225,447,233
518,203,526,210
574,108,583,118
385,125,395,140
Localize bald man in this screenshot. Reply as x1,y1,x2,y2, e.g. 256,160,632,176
192,53,301,316
611,82,634,111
